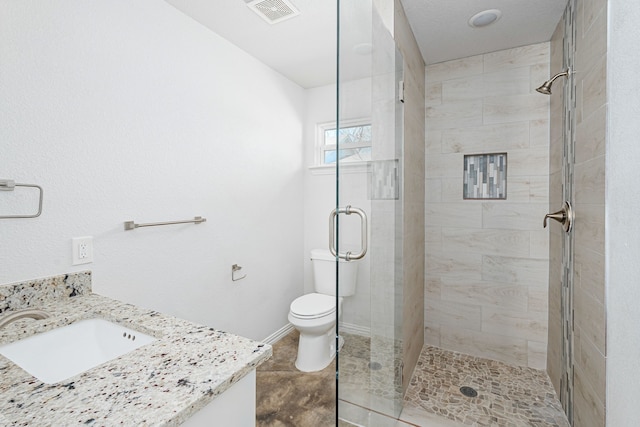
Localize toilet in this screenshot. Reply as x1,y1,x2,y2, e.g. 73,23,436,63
288,248,358,372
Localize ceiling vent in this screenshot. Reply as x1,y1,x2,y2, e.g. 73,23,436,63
246,0,300,25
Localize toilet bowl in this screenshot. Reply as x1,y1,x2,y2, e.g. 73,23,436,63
288,293,342,372
288,249,359,372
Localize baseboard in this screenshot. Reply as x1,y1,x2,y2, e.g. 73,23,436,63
262,322,370,344
339,322,370,337
262,323,295,345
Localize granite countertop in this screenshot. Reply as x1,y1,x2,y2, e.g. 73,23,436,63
0,291,272,426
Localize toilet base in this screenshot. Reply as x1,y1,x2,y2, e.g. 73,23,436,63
294,333,345,372
288,294,345,373
294,327,335,372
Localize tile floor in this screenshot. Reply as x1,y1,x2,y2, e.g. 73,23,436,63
256,331,569,426
256,330,335,426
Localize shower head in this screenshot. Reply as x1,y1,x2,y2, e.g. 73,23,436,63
535,81,554,95
536,69,571,95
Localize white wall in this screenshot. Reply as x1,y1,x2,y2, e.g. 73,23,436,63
0,0,306,341
303,78,372,331
605,0,640,423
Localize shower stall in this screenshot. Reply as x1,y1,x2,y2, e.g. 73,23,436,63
333,0,424,424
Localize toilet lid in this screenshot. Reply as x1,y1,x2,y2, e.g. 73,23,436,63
290,293,336,318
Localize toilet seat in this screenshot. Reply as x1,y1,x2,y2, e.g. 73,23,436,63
290,293,336,319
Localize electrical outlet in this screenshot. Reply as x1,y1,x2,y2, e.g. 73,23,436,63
72,236,94,265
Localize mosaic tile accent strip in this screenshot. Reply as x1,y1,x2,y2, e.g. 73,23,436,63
404,346,570,426
463,153,507,199
369,160,400,200
560,0,577,420
0,271,91,314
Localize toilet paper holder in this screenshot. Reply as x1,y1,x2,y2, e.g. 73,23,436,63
232,264,246,282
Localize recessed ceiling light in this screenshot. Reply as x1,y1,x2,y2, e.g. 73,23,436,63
468,9,502,28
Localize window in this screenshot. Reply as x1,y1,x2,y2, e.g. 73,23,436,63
317,119,372,166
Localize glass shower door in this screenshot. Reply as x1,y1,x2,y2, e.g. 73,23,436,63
335,0,405,424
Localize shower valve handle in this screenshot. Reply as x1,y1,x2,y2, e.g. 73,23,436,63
543,201,573,233
543,211,565,227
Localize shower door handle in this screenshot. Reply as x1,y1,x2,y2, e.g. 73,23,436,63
544,201,573,233
329,205,368,261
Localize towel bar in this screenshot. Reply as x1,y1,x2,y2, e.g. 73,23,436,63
124,216,206,231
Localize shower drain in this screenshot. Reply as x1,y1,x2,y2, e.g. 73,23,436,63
368,361,382,371
459,386,478,398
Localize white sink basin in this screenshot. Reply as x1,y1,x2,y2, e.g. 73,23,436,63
0,318,156,384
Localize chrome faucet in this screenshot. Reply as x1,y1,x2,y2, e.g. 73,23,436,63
0,309,50,329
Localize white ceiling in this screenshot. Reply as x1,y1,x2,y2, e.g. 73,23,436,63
165,0,567,89
401,0,568,65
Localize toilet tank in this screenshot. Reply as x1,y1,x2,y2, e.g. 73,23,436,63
310,249,358,297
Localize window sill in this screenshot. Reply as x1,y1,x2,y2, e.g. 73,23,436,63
308,162,369,175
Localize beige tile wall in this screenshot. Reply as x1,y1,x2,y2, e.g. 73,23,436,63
547,1,607,424
571,0,607,425
425,43,551,369
394,0,426,393
547,17,565,396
